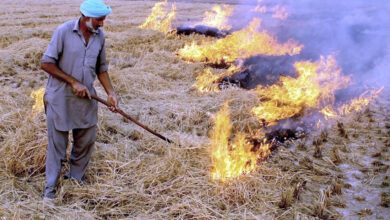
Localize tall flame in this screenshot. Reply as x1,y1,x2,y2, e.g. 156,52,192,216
251,56,350,124
30,88,45,119
210,103,270,182
201,5,233,30
178,18,302,64
139,0,176,34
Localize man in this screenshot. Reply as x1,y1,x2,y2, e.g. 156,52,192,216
40,0,117,199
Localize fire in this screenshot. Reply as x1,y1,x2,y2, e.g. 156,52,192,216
210,103,270,182
251,0,267,13
338,88,383,115
139,0,176,34
271,6,288,20
252,56,350,125
193,68,220,93
30,87,45,119
185,2,381,183
194,64,243,93
252,5,267,14
178,18,302,65
251,1,287,19
201,5,233,30
316,119,323,129
207,56,382,182
320,105,338,120
320,87,383,119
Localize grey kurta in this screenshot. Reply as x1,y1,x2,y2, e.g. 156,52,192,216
41,17,108,131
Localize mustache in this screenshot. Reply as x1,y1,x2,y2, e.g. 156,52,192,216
86,19,98,33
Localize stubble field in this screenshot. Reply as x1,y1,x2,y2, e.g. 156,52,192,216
0,0,389,219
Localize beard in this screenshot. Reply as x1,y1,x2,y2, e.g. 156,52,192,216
86,19,98,33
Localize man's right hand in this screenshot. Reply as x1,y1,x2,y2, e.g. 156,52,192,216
71,81,91,99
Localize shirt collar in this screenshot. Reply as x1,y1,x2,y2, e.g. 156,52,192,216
73,17,100,35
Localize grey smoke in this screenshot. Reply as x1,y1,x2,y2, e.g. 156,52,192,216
230,0,390,90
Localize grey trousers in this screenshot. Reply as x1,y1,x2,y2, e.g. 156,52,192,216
45,117,96,190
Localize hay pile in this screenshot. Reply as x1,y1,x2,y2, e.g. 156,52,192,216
0,0,388,219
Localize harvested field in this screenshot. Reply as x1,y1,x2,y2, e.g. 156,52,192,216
0,0,389,219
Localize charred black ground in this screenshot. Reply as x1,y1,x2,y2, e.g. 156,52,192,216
176,25,231,38
219,55,298,89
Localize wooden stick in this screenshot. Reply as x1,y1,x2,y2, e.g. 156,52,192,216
91,95,174,144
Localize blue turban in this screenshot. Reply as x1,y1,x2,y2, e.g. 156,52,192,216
80,0,112,18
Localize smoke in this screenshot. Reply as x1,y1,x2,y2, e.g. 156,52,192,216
231,0,390,91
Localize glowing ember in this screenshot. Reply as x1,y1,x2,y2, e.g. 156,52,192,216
30,88,45,119
252,56,350,125
201,5,233,30
178,18,302,64
210,103,270,182
139,0,176,34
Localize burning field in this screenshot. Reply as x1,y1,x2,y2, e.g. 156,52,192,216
0,0,389,219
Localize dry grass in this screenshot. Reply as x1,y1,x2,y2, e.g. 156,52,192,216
0,0,389,219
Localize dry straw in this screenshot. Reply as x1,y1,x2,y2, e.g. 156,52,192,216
0,0,389,219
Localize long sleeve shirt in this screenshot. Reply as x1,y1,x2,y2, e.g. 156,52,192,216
41,17,108,131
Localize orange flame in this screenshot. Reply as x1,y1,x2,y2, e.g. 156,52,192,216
193,68,220,93
139,0,176,34
201,5,233,30
320,87,383,119
178,18,302,64
194,64,243,93
252,1,287,19
251,0,267,13
319,105,338,120
338,88,383,115
30,88,45,119
207,56,383,182
210,102,270,182
271,6,288,20
252,56,350,124
316,119,323,129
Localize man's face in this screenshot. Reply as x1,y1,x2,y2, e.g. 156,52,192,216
86,16,106,33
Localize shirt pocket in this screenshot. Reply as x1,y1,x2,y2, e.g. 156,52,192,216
86,55,98,70
86,43,101,71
